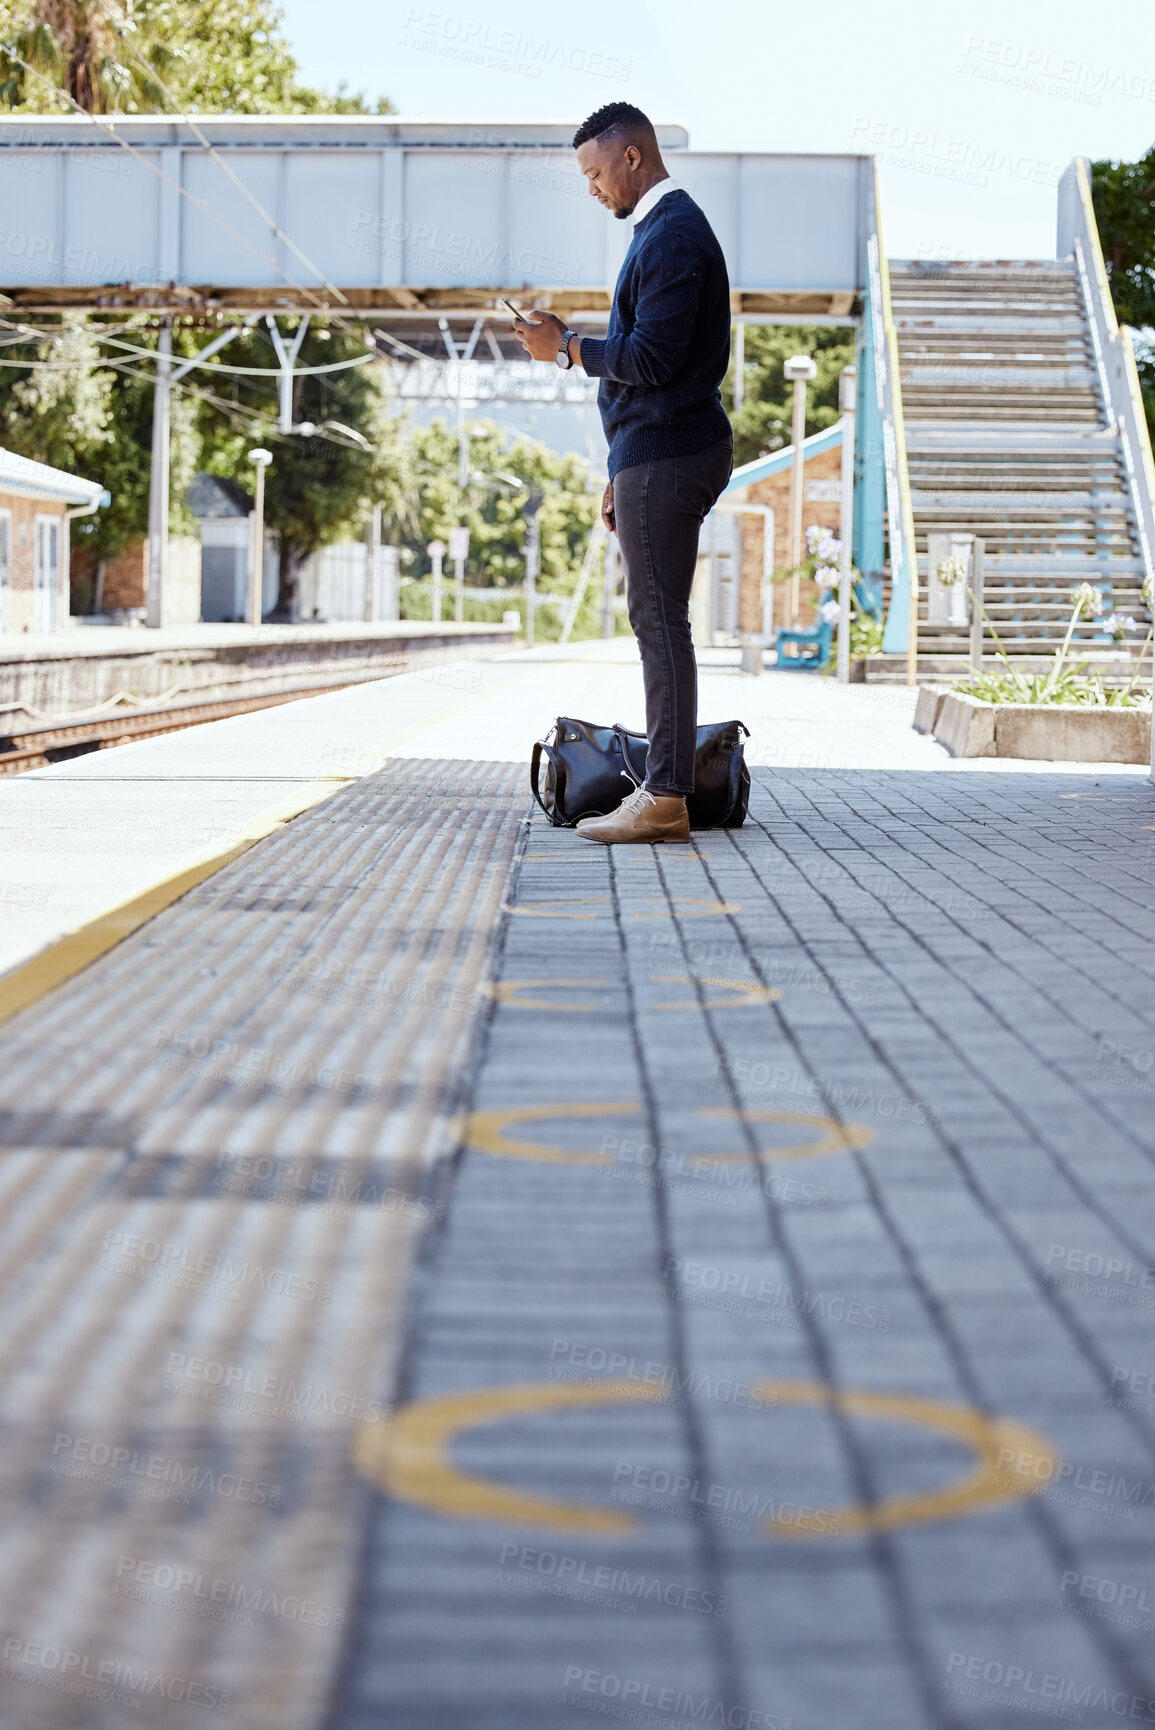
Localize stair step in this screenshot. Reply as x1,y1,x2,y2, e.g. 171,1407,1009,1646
977,556,1145,575
903,372,1097,392
905,428,1122,450
911,493,1130,513
905,407,1102,422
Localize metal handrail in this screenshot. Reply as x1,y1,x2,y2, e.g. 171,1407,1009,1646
1064,157,1155,592
870,162,920,684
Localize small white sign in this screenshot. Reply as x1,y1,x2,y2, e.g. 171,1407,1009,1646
448,526,470,560
427,540,446,558
805,479,842,502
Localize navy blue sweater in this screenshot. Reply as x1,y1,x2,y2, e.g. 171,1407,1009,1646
580,187,732,479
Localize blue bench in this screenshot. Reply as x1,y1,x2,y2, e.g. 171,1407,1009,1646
774,610,834,672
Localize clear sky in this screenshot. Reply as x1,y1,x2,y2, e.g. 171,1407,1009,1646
279,0,1155,259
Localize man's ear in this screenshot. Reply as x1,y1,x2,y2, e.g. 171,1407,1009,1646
624,144,641,171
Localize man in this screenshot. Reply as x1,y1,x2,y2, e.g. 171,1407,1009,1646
513,102,732,845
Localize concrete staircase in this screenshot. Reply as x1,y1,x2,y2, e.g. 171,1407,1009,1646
890,260,1148,675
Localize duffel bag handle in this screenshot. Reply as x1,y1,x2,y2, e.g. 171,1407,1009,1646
530,738,570,826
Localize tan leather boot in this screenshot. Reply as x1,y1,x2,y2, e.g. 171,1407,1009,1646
576,787,691,845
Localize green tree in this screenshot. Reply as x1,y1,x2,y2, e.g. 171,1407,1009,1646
1091,147,1155,329
724,324,855,469
1091,147,1155,433
0,314,203,562
394,418,599,635
194,318,406,616
0,0,393,114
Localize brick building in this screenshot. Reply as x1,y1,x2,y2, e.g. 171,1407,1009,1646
0,448,104,633
722,424,846,635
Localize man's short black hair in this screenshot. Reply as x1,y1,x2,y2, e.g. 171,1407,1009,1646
572,103,657,151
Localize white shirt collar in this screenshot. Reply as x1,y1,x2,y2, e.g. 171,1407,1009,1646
631,178,680,227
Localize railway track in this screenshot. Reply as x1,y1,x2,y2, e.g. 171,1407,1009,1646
0,679,382,774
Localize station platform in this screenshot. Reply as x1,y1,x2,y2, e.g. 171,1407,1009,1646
0,640,1153,1730
0,619,512,722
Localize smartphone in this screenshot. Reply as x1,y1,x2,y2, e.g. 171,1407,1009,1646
498,296,536,324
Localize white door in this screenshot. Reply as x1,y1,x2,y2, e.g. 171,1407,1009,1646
0,511,10,633
34,515,60,631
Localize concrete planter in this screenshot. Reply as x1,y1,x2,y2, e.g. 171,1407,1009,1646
914,685,1152,764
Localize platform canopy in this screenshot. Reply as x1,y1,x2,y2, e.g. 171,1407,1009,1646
0,117,871,321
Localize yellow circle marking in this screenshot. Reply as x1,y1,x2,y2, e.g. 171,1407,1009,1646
465,1101,638,1163
356,1379,1058,1538
752,1382,1059,1536
355,1381,648,1534
651,975,781,1012
486,977,776,1013
461,1104,870,1165
693,1107,872,1162
505,898,609,919
487,978,613,1012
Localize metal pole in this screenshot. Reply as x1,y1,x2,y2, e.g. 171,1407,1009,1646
733,321,745,414
248,469,265,627
969,537,985,672
837,366,857,684
789,379,806,622
365,504,381,623
783,356,816,622
146,320,172,629
265,315,310,434
247,449,271,627
457,396,469,491
382,546,399,621
454,555,465,623
430,548,444,624
525,517,538,649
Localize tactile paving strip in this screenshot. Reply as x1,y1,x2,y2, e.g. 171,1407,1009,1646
0,758,524,1730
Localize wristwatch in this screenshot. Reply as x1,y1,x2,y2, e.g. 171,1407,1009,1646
554,330,577,370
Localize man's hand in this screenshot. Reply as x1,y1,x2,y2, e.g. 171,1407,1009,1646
512,309,566,363
601,479,616,536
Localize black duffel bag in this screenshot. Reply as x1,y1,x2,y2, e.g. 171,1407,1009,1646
530,718,750,829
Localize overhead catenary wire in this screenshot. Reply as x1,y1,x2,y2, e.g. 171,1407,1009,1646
0,54,498,401
0,42,355,326
92,0,354,310
0,338,366,460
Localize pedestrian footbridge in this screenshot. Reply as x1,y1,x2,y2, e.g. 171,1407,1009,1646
0,121,1148,672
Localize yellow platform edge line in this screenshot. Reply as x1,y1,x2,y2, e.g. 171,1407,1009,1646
0,779,341,1029
0,656,543,1030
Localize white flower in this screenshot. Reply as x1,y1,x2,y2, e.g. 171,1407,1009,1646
935,554,968,588
819,599,841,624
813,565,839,589
817,535,841,563
805,524,824,550
1072,582,1104,619
1143,575,1154,611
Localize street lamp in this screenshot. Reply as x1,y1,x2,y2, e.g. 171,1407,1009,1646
427,539,446,623
836,366,857,684
783,355,817,623
247,448,272,627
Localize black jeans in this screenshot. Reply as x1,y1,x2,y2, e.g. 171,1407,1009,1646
613,437,733,796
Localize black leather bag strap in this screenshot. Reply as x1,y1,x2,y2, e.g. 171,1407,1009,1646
613,724,646,788
724,721,750,823
530,738,569,825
